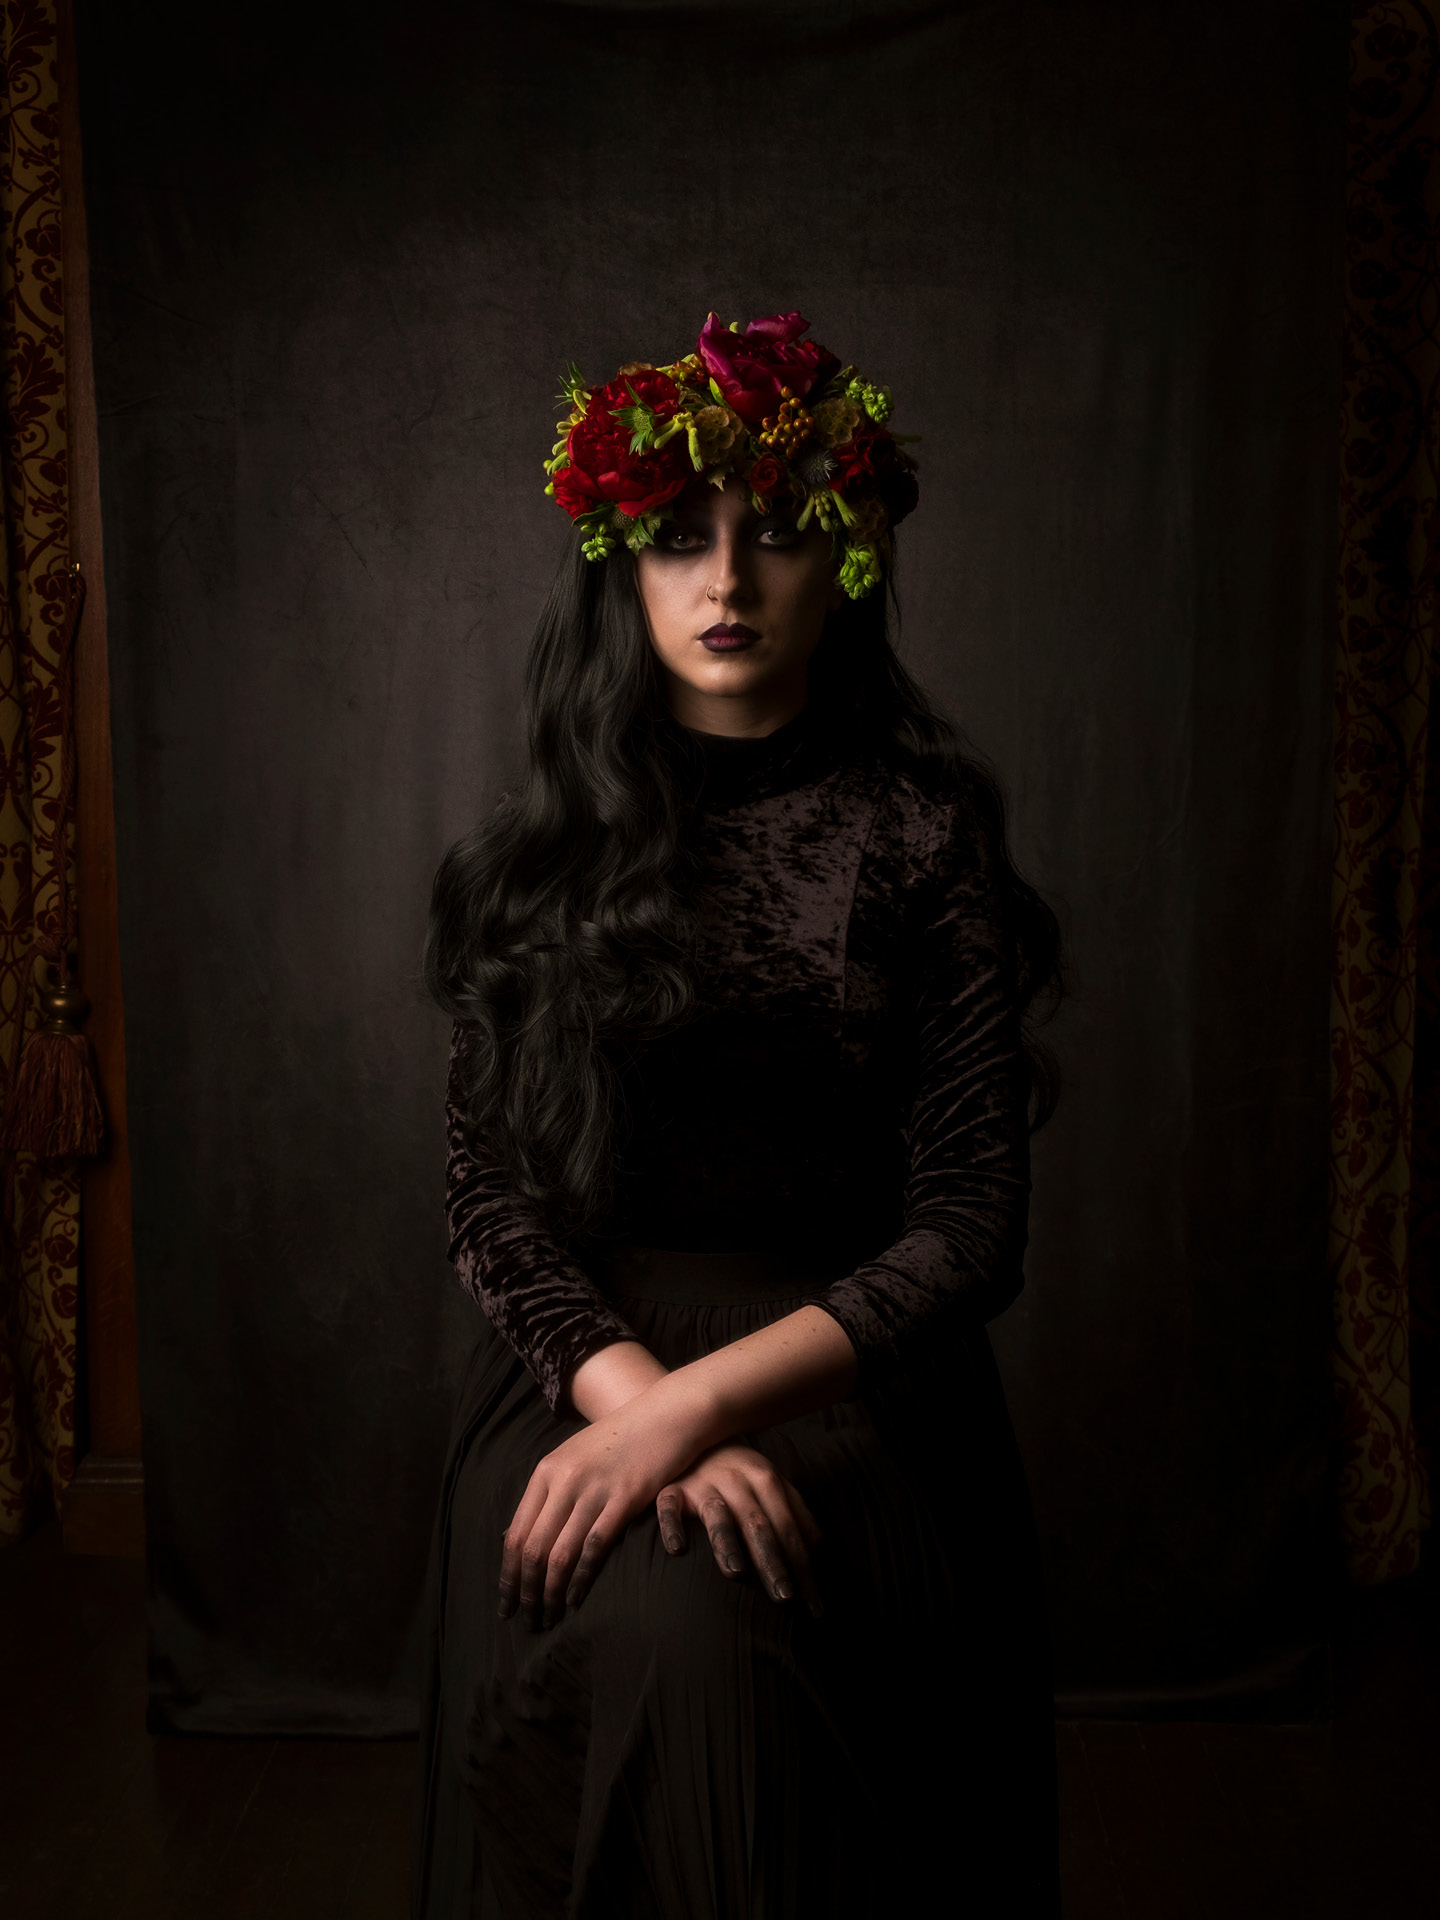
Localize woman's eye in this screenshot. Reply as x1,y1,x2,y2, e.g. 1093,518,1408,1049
659,528,704,552
756,526,800,549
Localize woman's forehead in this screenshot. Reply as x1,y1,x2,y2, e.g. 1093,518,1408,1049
669,477,779,522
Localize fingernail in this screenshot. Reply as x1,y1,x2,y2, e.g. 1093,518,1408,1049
565,1587,582,1611
542,1610,558,1632
774,1579,794,1602
497,1596,516,1620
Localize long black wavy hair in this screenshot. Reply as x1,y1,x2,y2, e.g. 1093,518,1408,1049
424,538,1063,1237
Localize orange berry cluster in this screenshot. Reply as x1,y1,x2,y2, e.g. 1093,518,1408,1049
757,387,812,458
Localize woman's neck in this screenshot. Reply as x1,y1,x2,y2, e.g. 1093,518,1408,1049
664,674,808,739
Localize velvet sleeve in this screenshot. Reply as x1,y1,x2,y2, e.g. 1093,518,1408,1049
815,792,1032,1383
444,1029,639,1412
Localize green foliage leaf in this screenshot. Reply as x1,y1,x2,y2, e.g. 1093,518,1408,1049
623,509,662,553
558,360,588,409
613,402,656,452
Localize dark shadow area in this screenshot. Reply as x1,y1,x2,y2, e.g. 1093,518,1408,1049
2,1523,1435,1917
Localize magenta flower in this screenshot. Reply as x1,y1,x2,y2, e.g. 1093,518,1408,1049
695,312,840,428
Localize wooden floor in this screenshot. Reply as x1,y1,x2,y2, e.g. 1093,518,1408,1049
2,1520,1436,1918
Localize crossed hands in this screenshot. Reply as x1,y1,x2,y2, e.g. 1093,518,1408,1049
497,1387,823,1629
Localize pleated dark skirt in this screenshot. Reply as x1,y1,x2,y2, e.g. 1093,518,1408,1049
413,1251,1059,1920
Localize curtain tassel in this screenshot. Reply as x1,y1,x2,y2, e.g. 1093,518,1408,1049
0,980,105,1159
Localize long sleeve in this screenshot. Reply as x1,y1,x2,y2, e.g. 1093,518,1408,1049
445,1030,638,1411
814,793,1032,1384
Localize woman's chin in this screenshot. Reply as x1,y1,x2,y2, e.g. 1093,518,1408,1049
679,648,789,692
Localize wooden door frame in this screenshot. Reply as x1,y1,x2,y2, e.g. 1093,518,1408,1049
56,0,143,1557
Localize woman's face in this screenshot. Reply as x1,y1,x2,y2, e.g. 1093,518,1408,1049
633,476,842,736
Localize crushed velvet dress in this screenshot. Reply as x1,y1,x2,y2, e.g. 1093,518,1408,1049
413,713,1059,1920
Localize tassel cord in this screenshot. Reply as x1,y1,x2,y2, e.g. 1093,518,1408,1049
0,566,104,1157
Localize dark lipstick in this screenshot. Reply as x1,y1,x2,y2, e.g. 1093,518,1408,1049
699,623,761,652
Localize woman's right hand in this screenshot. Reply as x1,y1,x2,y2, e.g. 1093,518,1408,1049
655,1443,824,1617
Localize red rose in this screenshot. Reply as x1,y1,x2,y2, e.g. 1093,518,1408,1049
551,463,603,518
696,311,840,428
829,429,919,526
556,403,691,522
748,452,786,496
552,369,690,521
556,407,695,522
552,368,687,521
592,367,681,420
830,428,895,494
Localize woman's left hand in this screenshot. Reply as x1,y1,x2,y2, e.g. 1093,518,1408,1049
498,1387,708,1627
656,1442,824,1616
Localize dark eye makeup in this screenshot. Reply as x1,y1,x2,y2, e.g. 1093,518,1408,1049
653,516,802,554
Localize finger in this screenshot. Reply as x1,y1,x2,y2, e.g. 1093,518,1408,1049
565,1506,621,1613
518,1497,574,1617
700,1496,747,1579
736,1507,794,1604
745,1475,823,1617
543,1498,605,1626
498,1473,552,1618
749,1478,813,1576
764,1483,825,1619
656,1486,688,1556
781,1476,823,1547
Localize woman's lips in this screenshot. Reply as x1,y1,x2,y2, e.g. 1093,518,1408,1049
699,623,761,652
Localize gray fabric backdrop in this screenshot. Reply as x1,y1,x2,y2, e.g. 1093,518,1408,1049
76,0,1345,1733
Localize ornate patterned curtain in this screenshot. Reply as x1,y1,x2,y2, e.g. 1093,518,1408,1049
1333,0,1440,1583
0,0,80,1542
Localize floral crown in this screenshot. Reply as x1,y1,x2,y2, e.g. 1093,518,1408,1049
544,311,918,600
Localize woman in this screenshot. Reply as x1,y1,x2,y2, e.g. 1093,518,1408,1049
416,312,1062,1919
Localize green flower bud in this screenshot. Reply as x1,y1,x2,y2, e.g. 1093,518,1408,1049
838,541,883,599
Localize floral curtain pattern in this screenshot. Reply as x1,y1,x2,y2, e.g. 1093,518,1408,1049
1332,0,1440,1583
0,0,78,1543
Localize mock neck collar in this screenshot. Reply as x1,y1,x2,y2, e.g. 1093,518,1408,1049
682,706,840,809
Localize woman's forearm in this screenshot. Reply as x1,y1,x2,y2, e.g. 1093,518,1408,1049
568,1338,668,1419
619,1306,858,1460
677,1305,858,1437
566,1305,858,1444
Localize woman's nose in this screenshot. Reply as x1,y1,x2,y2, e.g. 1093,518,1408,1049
706,530,752,608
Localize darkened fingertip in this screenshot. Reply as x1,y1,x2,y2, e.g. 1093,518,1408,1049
773,1578,795,1602
497,1594,517,1620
